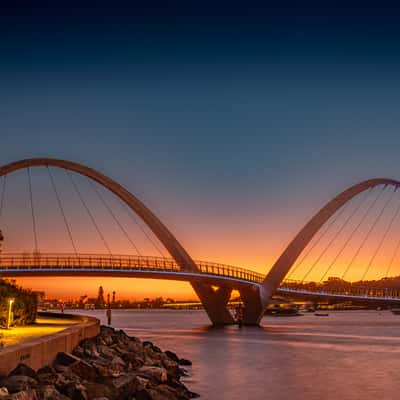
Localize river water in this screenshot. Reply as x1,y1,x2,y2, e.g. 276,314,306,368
66,309,400,399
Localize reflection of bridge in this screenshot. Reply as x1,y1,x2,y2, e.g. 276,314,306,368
1,158,400,325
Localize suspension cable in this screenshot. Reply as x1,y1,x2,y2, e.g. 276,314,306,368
317,185,386,282
27,168,39,252
342,186,394,280
299,188,371,282
0,176,6,221
87,178,141,255
66,170,112,255
360,188,400,281
287,198,351,279
47,167,78,255
385,209,400,277
118,201,165,257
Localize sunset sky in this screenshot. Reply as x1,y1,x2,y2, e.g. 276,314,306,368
2,3,400,299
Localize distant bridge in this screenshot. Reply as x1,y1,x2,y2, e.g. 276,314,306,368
277,279,400,304
1,158,400,325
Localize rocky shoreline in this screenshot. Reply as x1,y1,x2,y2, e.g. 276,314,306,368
0,325,199,400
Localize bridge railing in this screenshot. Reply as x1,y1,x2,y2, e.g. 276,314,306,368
0,253,265,284
280,278,400,299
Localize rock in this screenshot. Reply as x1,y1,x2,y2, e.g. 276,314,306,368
137,367,167,383
178,359,192,366
136,389,153,400
4,389,38,400
127,341,144,355
81,340,100,358
96,345,117,359
143,342,162,353
135,376,149,392
54,352,83,367
58,382,88,400
37,372,58,386
83,382,116,400
36,366,55,375
0,326,196,400
2,376,37,394
109,355,126,371
91,362,118,379
72,346,85,359
54,352,97,381
164,351,179,363
120,351,144,369
37,385,70,400
111,374,141,398
98,327,114,346
149,384,182,400
8,365,37,381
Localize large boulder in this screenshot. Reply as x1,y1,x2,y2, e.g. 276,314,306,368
1,376,37,394
36,385,70,400
137,367,167,383
58,381,88,400
3,389,38,400
83,381,116,400
54,352,96,381
8,365,37,382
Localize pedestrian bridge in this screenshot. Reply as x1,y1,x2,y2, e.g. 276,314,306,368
0,253,264,289
2,253,400,305
1,158,400,325
277,279,400,304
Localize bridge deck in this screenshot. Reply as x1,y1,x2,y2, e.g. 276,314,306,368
278,279,400,303
1,253,400,303
0,253,265,287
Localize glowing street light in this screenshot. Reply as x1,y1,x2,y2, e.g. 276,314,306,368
7,298,14,329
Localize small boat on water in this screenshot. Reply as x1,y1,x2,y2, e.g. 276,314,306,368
314,313,329,317
265,307,302,317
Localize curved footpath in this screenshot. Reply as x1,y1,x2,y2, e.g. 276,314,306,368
0,313,197,399
0,312,100,375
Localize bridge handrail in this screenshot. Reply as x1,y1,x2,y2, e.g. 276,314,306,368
0,253,265,284
279,278,400,299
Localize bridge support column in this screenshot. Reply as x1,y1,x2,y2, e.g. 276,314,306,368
239,286,269,325
191,282,235,325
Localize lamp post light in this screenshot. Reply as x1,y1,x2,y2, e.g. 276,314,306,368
7,298,14,329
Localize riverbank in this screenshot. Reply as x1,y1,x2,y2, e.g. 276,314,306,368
0,325,198,400
63,308,400,400
0,315,80,348
0,313,100,376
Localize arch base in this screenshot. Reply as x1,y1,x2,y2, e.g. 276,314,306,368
239,286,266,325
191,283,235,325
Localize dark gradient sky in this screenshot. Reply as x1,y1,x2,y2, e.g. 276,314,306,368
2,2,400,298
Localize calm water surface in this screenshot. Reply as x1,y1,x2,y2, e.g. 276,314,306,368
67,309,400,399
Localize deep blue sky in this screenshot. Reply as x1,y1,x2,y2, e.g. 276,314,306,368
2,2,400,271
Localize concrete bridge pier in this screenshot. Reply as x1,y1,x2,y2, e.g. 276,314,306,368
191,282,235,325
239,285,268,325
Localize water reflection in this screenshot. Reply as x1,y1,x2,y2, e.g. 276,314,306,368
67,309,400,400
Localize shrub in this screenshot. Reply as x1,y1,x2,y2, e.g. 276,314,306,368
0,279,37,327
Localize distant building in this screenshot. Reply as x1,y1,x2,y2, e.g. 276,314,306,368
96,286,105,308
33,291,45,308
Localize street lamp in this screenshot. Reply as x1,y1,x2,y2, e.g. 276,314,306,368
7,298,14,329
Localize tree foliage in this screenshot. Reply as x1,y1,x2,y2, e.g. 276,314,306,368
0,279,37,327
